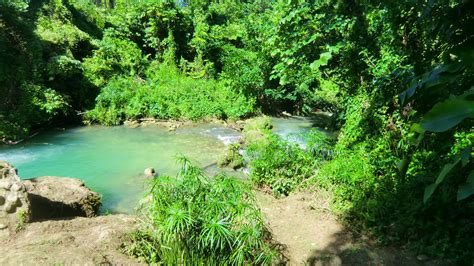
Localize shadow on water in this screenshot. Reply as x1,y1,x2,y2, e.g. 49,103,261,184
309,113,337,131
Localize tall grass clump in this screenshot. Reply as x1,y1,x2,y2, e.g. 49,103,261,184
127,156,279,264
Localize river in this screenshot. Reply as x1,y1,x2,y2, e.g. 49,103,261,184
0,117,326,213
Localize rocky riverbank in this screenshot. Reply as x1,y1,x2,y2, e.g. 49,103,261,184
24,176,101,221
0,214,140,265
0,161,31,237
0,161,140,264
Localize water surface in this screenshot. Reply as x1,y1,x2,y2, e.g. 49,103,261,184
0,117,326,213
0,124,232,213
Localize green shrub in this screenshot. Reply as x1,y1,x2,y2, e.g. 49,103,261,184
83,30,148,87
316,144,376,216
243,119,334,197
305,129,337,160
85,62,254,125
217,143,245,170
247,133,318,196
127,157,278,264
220,46,268,99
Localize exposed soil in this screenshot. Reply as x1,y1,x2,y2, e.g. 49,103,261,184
0,214,143,265
256,190,442,266
0,185,446,265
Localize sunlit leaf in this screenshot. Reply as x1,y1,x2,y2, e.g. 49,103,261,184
410,123,425,134
310,52,332,70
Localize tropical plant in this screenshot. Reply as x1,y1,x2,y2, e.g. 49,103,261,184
127,156,279,264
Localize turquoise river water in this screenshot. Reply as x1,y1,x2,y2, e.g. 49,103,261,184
0,117,323,213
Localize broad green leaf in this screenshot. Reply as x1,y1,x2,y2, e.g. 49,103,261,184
310,52,332,70
396,158,408,172
421,99,474,132
457,171,474,201
460,146,472,167
398,63,464,104
424,159,460,203
424,183,438,204
435,161,459,185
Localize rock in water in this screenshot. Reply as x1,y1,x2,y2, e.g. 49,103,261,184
144,167,157,178
0,161,31,238
23,177,101,220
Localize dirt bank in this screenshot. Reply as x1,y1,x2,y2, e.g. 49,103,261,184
256,190,442,265
0,214,142,265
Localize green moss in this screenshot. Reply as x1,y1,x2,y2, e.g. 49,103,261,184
242,116,273,146
243,116,273,133
217,143,245,170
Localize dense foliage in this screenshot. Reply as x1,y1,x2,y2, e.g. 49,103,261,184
1,0,473,263
84,62,253,124
127,157,278,264
0,0,101,140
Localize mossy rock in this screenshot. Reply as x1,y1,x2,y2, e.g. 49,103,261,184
243,116,273,133
242,116,273,146
217,144,245,170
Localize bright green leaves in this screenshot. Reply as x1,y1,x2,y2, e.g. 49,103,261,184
164,203,193,239
83,30,147,87
39,88,70,116
85,63,254,125
201,217,232,251
420,98,474,132
246,126,322,197
310,42,344,70
310,52,332,70
0,0,28,11
128,158,277,264
46,55,82,78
